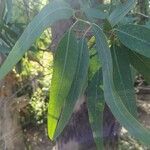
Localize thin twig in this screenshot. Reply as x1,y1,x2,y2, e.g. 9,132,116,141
136,12,150,19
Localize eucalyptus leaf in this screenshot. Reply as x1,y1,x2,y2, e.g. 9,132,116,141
93,24,150,145
87,69,104,150
115,24,150,58
111,45,137,117
53,39,89,139
108,0,136,26
0,0,73,80
48,31,79,140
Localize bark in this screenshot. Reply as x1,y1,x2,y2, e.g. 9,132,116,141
0,54,25,150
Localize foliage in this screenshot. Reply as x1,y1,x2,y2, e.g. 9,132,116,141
0,0,150,149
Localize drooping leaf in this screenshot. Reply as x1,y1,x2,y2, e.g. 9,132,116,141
92,24,150,145
87,69,104,150
111,45,137,117
53,39,89,139
115,24,150,58
48,31,79,140
0,0,73,80
108,0,136,27
128,50,150,83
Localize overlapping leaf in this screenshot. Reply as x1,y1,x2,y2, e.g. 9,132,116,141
87,69,104,150
53,39,89,139
108,0,136,26
128,50,150,83
111,45,137,117
93,24,150,145
115,24,150,58
48,31,79,140
0,0,73,80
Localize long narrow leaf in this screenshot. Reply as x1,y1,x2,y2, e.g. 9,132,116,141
111,45,137,117
108,0,136,26
53,39,89,139
48,31,79,140
115,24,150,58
0,0,73,80
87,69,104,150
93,24,150,146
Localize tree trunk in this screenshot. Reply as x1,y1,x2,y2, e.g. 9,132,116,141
0,55,25,150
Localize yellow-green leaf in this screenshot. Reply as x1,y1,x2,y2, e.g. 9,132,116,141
48,31,79,140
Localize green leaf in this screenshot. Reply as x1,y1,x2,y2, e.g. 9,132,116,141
128,50,150,83
53,39,89,139
48,31,79,140
108,0,136,26
115,24,150,58
84,8,108,20
0,0,73,80
92,24,150,146
87,69,104,150
111,45,137,117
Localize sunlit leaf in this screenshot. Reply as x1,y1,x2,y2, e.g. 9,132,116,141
0,0,73,80
48,31,79,140
115,24,150,58
53,39,89,139
108,0,136,26
93,24,150,145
